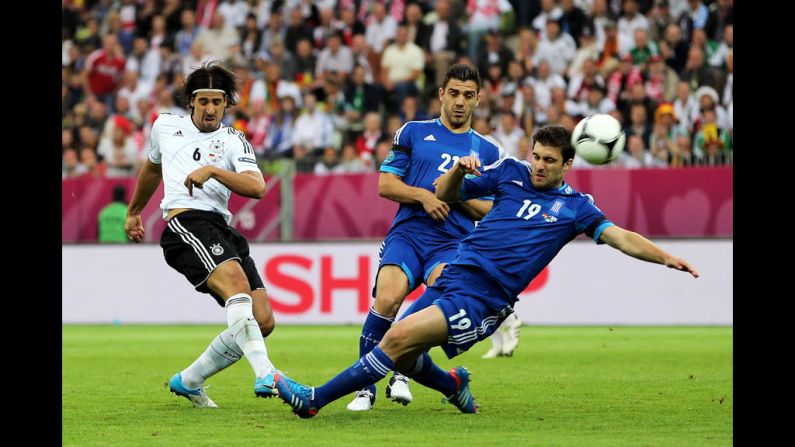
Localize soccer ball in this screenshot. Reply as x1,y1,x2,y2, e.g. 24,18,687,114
571,114,626,165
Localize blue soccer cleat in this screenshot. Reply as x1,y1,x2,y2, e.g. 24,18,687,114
274,372,318,418
443,366,479,413
168,372,218,408
254,370,280,398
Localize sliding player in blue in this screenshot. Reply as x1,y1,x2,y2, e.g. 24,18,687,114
274,125,699,418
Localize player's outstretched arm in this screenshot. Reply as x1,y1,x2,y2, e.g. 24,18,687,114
599,226,700,278
378,172,450,221
126,160,163,242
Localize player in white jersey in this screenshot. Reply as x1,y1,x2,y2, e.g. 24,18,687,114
125,62,281,408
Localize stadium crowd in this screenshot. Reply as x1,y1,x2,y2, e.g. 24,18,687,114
62,0,733,178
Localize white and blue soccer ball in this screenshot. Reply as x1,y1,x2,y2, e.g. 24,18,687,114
571,114,626,165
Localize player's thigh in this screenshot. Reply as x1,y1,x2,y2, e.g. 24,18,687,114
423,243,458,286
206,259,251,302
380,304,449,369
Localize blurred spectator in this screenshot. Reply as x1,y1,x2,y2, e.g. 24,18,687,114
284,7,313,55
619,134,658,168
344,65,383,132
589,0,611,50
425,0,465,87
175,9,199,57
575,84,616,117
244,99,271,156
404,2,432,51
691,85,728,132
217,0,249,31
240,13,263,65
381,24,425,107
567,58,605,104
559,0,591,44
532,19,576,77
693,108,731,158
338,6,366,46
314,146,339,175
529,61,566,125
607,54,643,105
400,95,430,122
515,135,531,161
708,24,732,69
349,34,375,84
465,0,514,61
625,102,653,149
672,80,697,133
83,34,127,113
617,0,650,55
294,38,318,88
79,147,106,178
721,49,732,107
492,111,524,158
334,143,370,173
98,185,130,243
659,23,688,73
365,2,398,54
265,39,298,82
355,111,384,165
709,0,733,42
648,0,676,42
125,36,159,83
644,54,679,103
567,25,601,79
315,32,354,84
478,29,515,78
629,28,659,67
312,7,337,50
676,0,710,43
669,131,699,167
62,147,87,178
97,115,138,177
292,92,334,157
531,0,563,40
266,95,299,158
196,12,240,61
689,28,718,70
596,19,622,71
373,137,393,171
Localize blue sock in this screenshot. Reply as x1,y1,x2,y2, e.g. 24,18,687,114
400,352,456,397
313,346,395,409
357,308,394,394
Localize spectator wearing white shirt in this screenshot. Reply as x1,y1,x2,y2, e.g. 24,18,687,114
315,32,354,85
617,0,649,55
532,19,577,77
291,93,334,157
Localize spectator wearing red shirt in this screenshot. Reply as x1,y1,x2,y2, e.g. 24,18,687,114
83,34,126,113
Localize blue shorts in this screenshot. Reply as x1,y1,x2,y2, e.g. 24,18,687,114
400,264,515,359
376,227,460,291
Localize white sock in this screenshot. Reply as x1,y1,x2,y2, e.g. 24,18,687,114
490,329,504,350
181,329,242,389
226,293,275,379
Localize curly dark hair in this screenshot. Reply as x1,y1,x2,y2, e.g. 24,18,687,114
442,63,481,91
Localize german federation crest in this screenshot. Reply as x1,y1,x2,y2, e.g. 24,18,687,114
210,243,224,256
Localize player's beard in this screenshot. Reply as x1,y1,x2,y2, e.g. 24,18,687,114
444,105,471,129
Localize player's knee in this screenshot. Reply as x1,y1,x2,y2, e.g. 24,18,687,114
380,325,411,354
373,292,404,317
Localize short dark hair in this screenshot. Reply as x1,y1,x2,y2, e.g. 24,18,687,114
442,63,481,91
532,125,575,162
183,61,239,111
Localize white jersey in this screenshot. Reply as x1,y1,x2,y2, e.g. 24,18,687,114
149,113,259,224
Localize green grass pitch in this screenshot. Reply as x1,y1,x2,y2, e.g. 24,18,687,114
63,325,732,446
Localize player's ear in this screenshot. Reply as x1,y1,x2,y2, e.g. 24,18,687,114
438,86,444,101
562,157,574,174
475,90,481,107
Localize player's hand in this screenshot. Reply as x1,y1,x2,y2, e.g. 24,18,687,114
665,256,700,278
184,166,214,196
422,192,450,221
456,156,482,177
125,214,145,242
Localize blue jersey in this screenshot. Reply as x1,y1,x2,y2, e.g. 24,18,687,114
380,119,502,238
457,157,614,300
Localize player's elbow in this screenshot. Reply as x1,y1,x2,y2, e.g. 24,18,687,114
251,183,267,199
